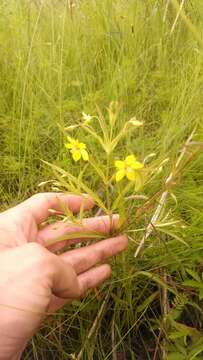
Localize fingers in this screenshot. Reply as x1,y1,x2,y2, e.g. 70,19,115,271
47,234,127,312
60,235,128,274
78,264,111,295
48,264,111,313
16,192,94,224
51,258,81,299
48,234,127,312
37,214,119,250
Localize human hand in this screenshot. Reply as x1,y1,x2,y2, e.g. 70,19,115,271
0,193,127,360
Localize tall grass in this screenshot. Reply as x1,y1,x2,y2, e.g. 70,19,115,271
0,0,203,358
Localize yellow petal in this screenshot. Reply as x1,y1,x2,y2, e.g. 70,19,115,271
64,143,73,149
115,169,125,182
115,160,125,169
81,149,89,161
67,136,74,144
126,155,136,165
126,169,136,181
78,142,86,150
131,161,144,170
72,150,81,162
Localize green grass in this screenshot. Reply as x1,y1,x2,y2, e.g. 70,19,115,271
1,0,203,358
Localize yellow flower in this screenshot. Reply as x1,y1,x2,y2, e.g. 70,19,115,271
115,154,143,182
65,137,89,162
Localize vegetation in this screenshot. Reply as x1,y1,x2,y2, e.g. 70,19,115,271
0,0,203,358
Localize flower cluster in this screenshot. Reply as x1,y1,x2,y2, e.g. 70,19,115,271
65,136,144,183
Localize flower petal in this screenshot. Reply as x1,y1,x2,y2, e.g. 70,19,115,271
78,142,86,150
72,150,81,162
131,161,144,170
126,169,136,181
81,149,89,161
115,169,125,182
126,155,136,165
67,136,74,144
115,160,125,169
64,143,73,149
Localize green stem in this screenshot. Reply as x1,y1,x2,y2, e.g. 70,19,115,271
106,152,111,211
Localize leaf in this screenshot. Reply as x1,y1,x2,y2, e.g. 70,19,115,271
112,182,134,211
158,228,189,247
166,353,186,360
183,280,202,289
186,269,201,283
189,341,203,359
170,191,178,208
107,101,120,128
96,104,109,144
199,290,203,300
168,331,188,340
136,291,158,314
136,271,177,295
110,126,128,152
89,159,107,184
46,231,104,247
81,124,107,153
42,160,108,213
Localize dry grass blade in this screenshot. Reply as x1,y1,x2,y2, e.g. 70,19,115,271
163,0,171,23
76,288,111,360
170,0,186,34
134,128,197,258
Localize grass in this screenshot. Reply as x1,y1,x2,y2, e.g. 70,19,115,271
0,0,203,358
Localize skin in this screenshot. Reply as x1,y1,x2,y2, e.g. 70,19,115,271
0,193,128,360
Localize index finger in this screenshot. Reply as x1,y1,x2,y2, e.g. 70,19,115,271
15,192,94,224
37,215,119,250
60,234,128,274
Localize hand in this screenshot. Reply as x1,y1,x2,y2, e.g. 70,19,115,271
0,193,127,360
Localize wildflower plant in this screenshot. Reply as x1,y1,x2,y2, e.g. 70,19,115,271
42,102,199,251
43,102,149,246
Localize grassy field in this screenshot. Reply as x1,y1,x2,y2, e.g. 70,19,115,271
1,0,203,359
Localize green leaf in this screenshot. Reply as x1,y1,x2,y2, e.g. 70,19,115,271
81,124,107,153
158,228,189,247
199,289,203,300
112,182,134,211
136,291,158,314
189,341,203,359
186,269,201,283
89,159,107,184
183,280,202,288
169,331,188,340
96,104,109,144
42,160,109,213
136,271,177,295
166,353,186,360
46,230,104,247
